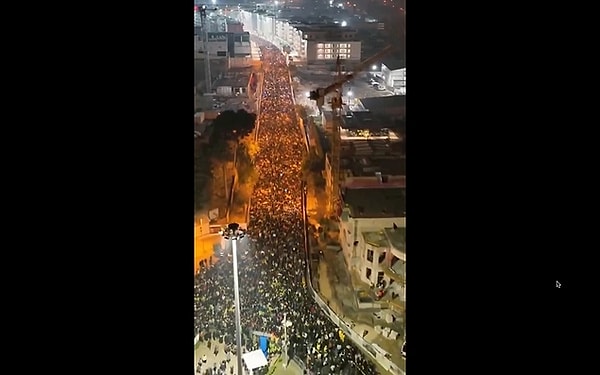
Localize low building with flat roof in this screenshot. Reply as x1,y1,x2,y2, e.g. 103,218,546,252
338,185,405,275
346,156,405,177
340,111,402,130
213,69,252,97
350,226,406,301
342,186,405,218
358,96,405,120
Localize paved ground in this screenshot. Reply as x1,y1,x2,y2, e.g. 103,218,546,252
195,339,238,374
194,340,303,375
270,357,304,375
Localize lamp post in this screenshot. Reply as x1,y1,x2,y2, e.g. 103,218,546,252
282,312,293,368
220,223,246,375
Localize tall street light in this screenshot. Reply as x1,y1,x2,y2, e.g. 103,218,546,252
281,312,293,368
220,222,246,375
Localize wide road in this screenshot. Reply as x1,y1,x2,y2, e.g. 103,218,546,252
246,39,381,374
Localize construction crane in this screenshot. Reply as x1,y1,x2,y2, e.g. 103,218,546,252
308,45,394,215
196,4,218,93
308,45,393,112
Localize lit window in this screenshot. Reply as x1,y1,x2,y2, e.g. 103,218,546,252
317,48,323,53
325,43,332,48
325,54,332,59
325,49,331,53
317,54,324,59
317,43,324,48
339,49,346,53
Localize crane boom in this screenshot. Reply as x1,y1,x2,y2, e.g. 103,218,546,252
322,45,393,97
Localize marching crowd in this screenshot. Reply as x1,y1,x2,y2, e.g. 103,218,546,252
194,46,379,375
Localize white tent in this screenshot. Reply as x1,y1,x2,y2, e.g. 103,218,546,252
242,349,269,374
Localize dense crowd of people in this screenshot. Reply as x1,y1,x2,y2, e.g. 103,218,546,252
194,45,379,375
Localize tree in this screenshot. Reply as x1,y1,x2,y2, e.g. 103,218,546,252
314,173,326,189
302,151,323,174
208,109,257,164
240,137,260,161
210,109,256,142
236,142,258,187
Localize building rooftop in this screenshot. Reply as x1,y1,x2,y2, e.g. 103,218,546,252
358,96,405,114
295,24,358,33
214,73,251,88
362,231,388,248
381,57,405,71
384,227,405,254
340,138,402,157
344,156,406,177
340,111,402,130
342,187,405,218
340,139,404,157
344,176,405,189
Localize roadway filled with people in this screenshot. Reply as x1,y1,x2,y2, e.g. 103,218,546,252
194,45,379,375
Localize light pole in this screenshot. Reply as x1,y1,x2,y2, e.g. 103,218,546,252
220,222,246,375
281,312,293,368
272,1,278,44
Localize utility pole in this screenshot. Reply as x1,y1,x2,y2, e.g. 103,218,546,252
281,312,292,368
199,5,215,93
220,223,246,375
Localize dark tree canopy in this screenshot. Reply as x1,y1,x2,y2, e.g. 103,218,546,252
210,109,257,142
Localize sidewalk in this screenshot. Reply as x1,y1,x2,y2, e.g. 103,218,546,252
270,357,304,375
194,341,303,375
195,339,239,375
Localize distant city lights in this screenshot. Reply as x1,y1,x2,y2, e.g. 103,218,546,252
341,20,347,27
372,65,378,70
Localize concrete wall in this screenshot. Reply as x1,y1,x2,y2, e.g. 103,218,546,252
306,41,361,64
194,37,229,59
382,66,405,89
228,56,254,68
339,214,405,272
